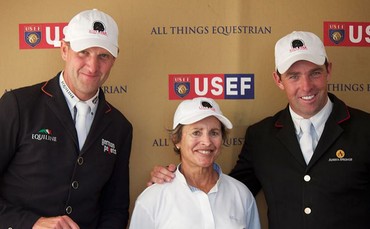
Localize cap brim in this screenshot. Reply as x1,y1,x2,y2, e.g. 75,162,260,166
69,38,118,58
174,112,233,129
277,53,326,74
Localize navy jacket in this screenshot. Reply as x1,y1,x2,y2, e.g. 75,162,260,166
230,93,370,229
0,73,133,228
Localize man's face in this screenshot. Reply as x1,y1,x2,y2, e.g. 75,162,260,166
61,41,116,101
273,60,332,118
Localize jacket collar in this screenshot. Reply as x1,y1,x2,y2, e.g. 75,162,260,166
41,72,114,153
273,93,350,168
274,93,350,129
41,72,112,114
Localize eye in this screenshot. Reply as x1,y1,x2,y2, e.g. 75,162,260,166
191,130,202,137
310,71,322,77
210,129,221,137
99,53,112,60
288,74,299,80
77,50,89,57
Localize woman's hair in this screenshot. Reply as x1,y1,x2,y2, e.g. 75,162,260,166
168,121,228,154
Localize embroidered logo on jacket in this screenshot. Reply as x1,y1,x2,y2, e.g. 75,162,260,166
328,149,353,162
102,139,117,155
32,129,57,142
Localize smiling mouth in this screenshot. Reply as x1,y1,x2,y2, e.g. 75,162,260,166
301,94,315,100
198,150,212,155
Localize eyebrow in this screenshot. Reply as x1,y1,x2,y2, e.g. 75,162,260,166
285,66,325,76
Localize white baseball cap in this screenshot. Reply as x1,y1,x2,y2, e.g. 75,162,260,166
64,9,119,57
173,97,233,129
275,31,328,74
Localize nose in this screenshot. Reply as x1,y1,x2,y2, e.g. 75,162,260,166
301,75,313,91
200,134,212,146
86,56,99,73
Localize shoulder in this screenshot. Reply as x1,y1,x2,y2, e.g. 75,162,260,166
220,173,254,197
4,81,46,97
103,100,133,128
135,179,181,207
330,93,370,123
347,106,370,120
247,107,288,135
1,81,47,107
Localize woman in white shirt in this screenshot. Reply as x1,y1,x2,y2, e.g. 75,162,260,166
129,97,260,229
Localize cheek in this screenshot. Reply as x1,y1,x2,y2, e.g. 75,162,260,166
101,61,115,73
66,57,84,71
213,139,222,149
282,84,298,96
179,137,197,151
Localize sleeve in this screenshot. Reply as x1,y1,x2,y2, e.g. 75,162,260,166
97,120,133,228
0,92,19,186
245,195,261,229
229,126,262,196
0,92,40,228
129,199,156,229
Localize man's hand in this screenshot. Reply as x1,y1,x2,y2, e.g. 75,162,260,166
146,164,177,187
33,216,80,229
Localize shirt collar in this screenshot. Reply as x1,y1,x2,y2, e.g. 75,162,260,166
177,163,222,193
59,72,99,115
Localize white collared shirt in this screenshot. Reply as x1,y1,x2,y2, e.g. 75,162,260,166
290,96,333,150
129,163,261,229
59,72,99,132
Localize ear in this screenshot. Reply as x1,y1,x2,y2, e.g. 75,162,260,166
326,62,333,82
272,71,285,90
60,40,69,61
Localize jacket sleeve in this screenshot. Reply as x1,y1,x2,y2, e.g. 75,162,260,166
229,126,262,196
97,120,133,228
0,92,40,228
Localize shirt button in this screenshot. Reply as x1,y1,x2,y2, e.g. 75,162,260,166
72,181,79,189
304,175,311,182
304,207,312,214
66,206,73,214
77,157,84,165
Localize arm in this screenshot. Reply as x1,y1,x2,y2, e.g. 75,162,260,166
0,92,40,227
129,200,155,229
229,126,262,196
245,197,261,229
98,122,133,228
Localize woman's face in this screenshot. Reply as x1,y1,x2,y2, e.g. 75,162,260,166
177,116,223,169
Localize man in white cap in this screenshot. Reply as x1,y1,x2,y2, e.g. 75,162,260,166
0,9,132,229
149,31,370,229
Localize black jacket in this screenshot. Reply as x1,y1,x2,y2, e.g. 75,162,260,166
230,93,370,229
0,73,133,228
